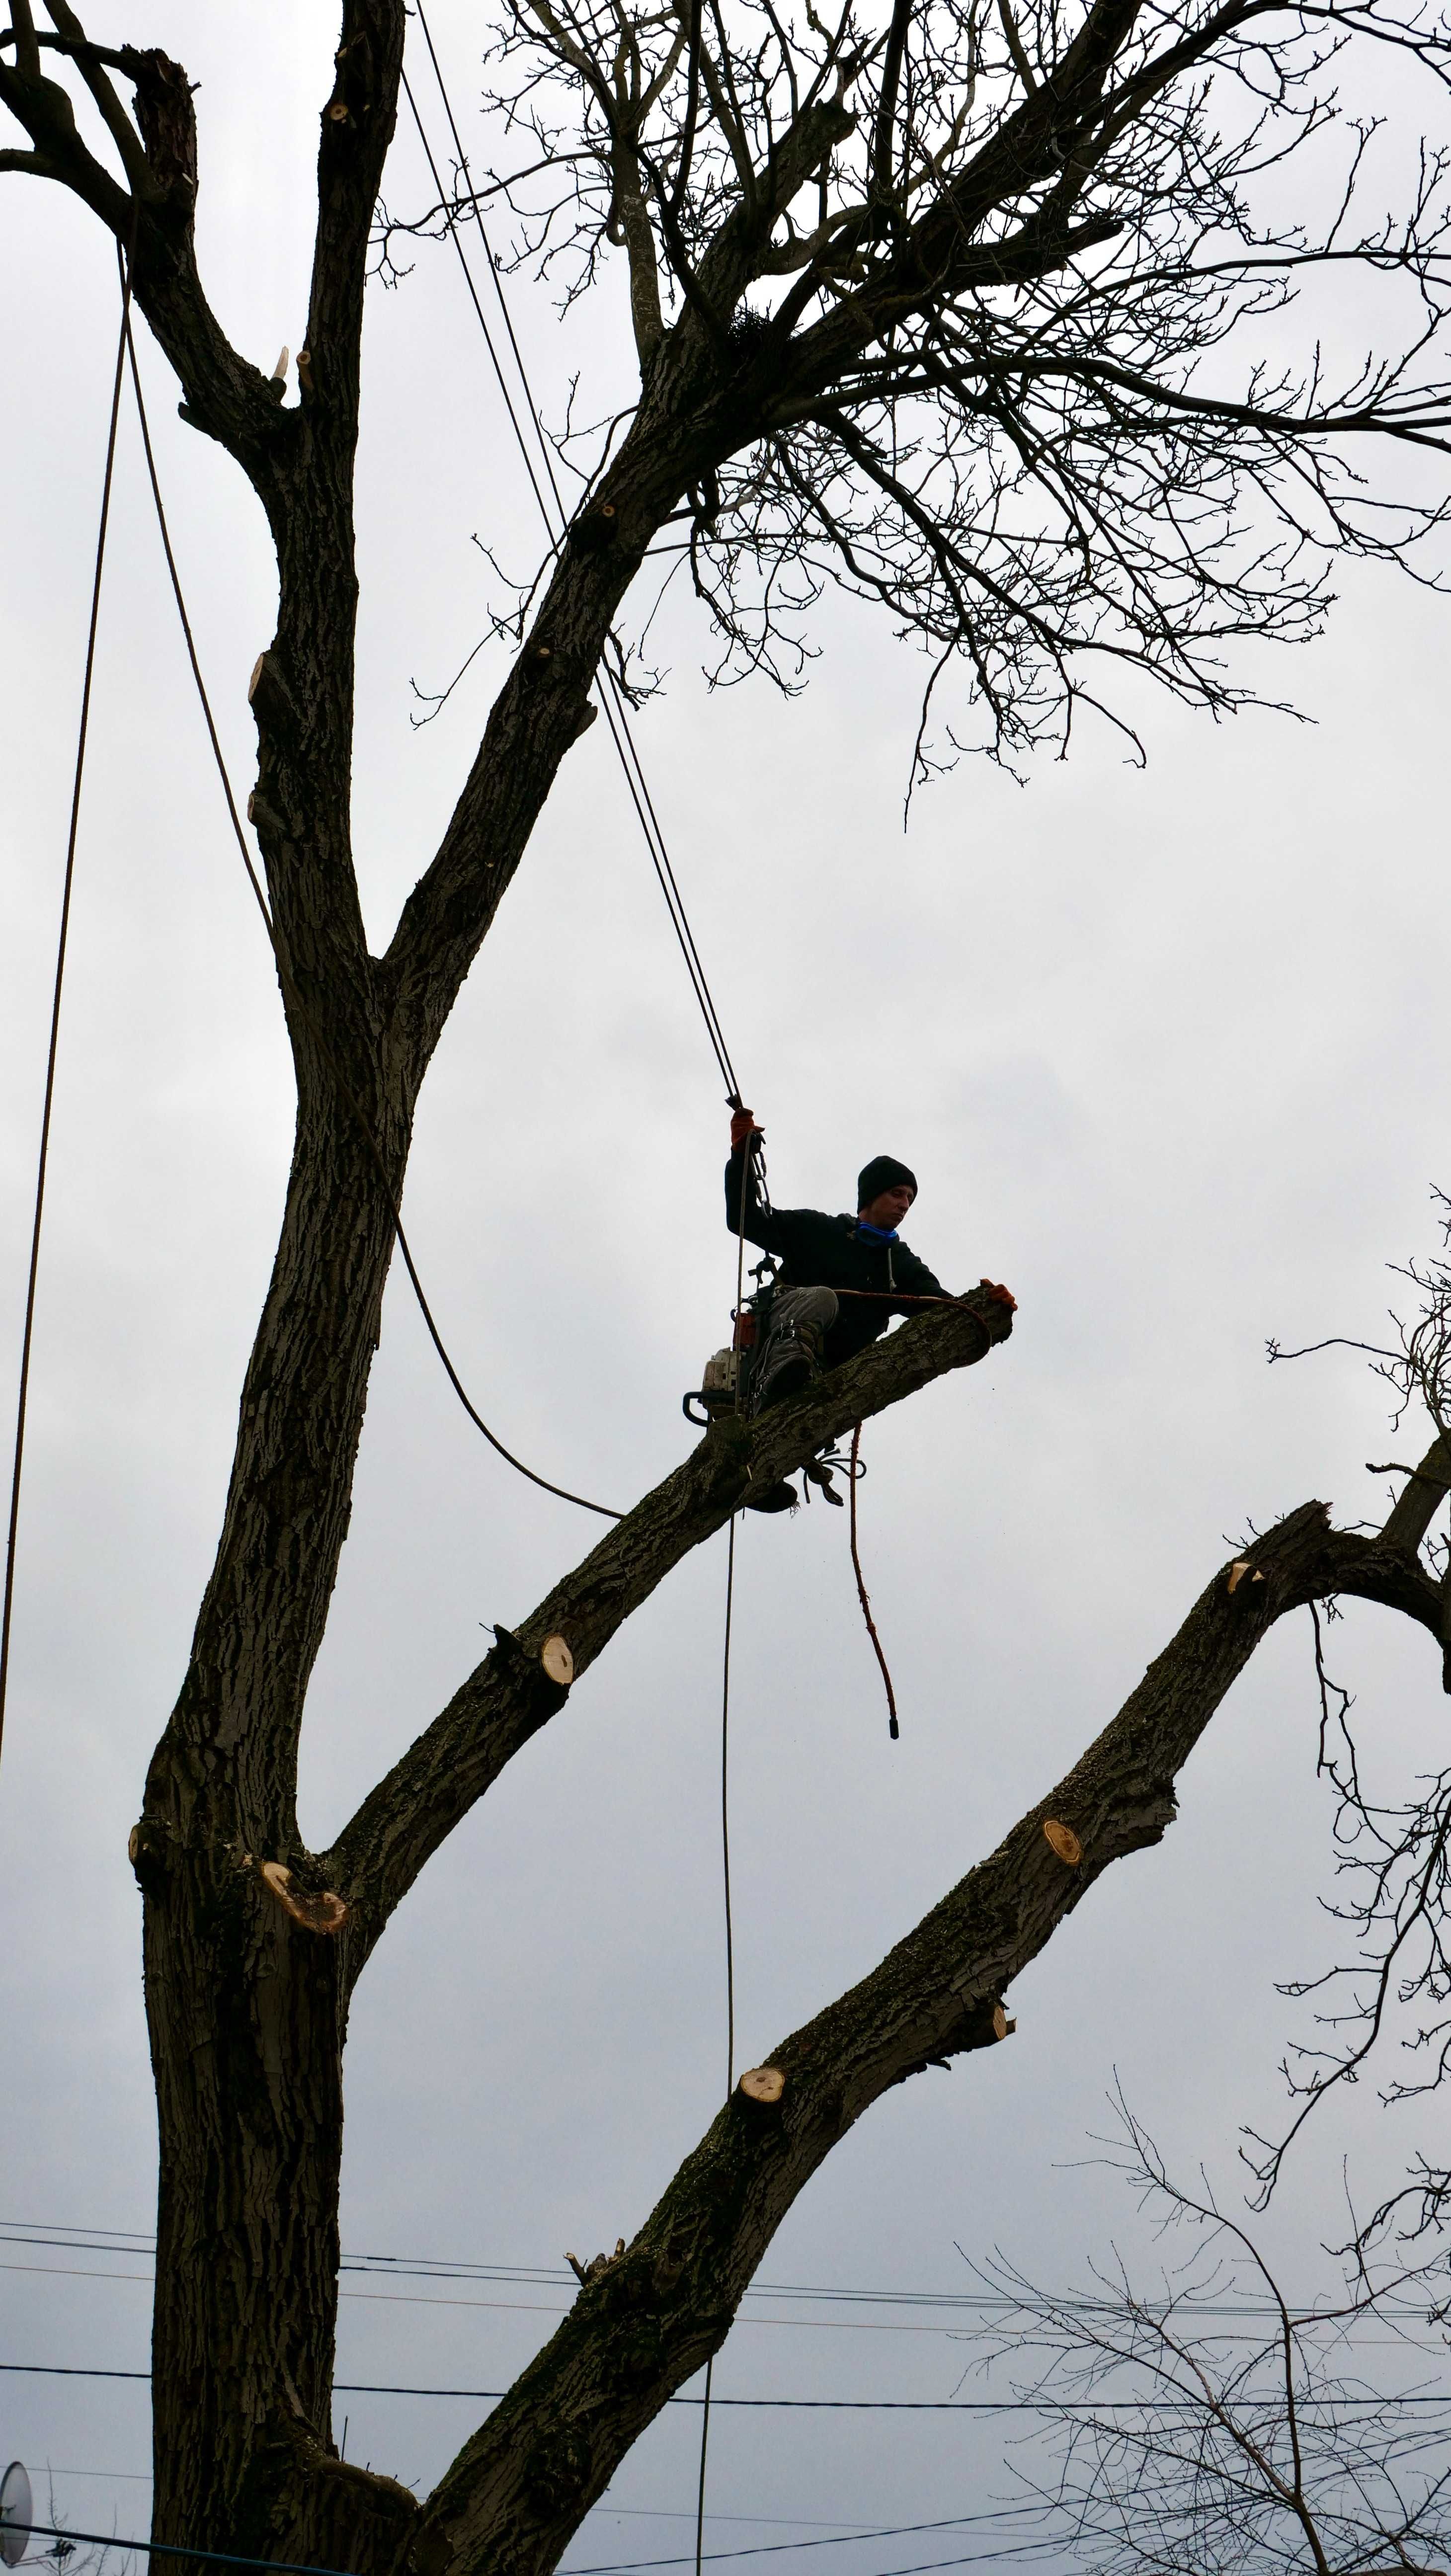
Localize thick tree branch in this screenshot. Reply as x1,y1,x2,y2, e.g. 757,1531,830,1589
41,0,152,198
409,1491,1435,2576
323,1288,1012,1957
303,1,404,456
1381,1429,1451,1557
379,521,661,1071
0,26,300,488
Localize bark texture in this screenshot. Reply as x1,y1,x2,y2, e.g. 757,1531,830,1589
387,1499,1445,2576
5,5,1449,2571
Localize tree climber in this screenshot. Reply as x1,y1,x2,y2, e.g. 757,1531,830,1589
724,1111,1015,1514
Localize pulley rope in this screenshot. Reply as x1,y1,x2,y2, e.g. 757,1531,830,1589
0,254,134,1781
120,304,621,1524
400,52,760,2558
692,1139,756,2576
848,1424,899,1741
403,15,743,1106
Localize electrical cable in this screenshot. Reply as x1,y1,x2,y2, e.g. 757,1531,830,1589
572,2538,1058,2576
17,2223,1426,2319
570,2506,1053,2573
0,2506,1067,2567
5,2243,1442,2345
0,248,134,1784
16,2523,349,2576
569,2503,1056,2566
119,299,620,1524
6,2363,1450,2410
4,2523,1064,2576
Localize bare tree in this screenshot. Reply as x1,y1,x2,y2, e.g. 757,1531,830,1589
3,2,1451,2572
954,2101,1451,2576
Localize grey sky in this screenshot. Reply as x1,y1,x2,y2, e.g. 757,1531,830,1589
2,2,1450,2567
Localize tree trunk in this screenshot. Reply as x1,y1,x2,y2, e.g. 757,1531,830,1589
132,1061,407,2558
7,6,1433,2560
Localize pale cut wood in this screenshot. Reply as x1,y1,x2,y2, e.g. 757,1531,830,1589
1043,1817,1082,1866
738,2066,786,2103
541,1634,574,1687
128,1824,140,1865
991,2004,1010,2040
259,1860,349,1936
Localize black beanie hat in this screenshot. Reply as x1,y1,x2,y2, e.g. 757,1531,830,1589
857,1154,917,1209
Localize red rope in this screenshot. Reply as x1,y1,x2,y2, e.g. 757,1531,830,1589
847,1424,899,1742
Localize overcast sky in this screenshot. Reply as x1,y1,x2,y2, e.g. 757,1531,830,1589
3,5,1451,2570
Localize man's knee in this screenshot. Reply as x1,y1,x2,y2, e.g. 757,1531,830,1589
792,1286,839,1330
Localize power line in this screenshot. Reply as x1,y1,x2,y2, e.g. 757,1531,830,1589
1,2508,1063,2572
5,2256,1443,2359
566,2507,1052,2573
6,2523,1064,2576
0,249,134,1782
6,2364,1450,2411
16,2522,350,2576
2,2225,1442,2326
0,2260,1069,2336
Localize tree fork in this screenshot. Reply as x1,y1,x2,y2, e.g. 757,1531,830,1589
403,1496,1436,2576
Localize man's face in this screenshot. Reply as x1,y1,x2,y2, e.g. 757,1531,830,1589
860,1182,916,1230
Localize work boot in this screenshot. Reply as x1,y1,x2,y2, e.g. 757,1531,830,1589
744,1478,798,1514
756,1352,811,1411
754,1316,826,1414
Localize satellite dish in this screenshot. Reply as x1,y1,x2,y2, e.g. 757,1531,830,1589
0,2462,32,2569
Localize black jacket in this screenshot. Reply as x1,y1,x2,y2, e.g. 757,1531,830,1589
725,1142,950,1367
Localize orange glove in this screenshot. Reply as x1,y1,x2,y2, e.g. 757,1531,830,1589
730,1108,762,1150
981,1279,1017,1311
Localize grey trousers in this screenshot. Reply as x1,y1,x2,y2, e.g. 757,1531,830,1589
752,1285,839,1412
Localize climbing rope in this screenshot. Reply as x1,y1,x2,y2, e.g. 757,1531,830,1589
119,306,622,1523
0,250,135,1781
403,10,744,1108
695,1496,737,2576
394,62,764,2549
848,1425,899,1741
689,1127,759,2575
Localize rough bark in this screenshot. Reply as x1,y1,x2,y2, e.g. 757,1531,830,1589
7,4,1449,2569
325,1286,1011,1967
390,1500,1447,2576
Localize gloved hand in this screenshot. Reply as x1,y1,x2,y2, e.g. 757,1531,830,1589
980,1279,1018,1311
730,1108,762,1150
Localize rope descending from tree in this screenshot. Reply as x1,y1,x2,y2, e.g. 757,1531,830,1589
405,10,744,1109
120,295,623,1525
848,1424,899,1742
0,243,135,1782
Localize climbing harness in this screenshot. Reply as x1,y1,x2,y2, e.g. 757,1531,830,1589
682,1255,777,1427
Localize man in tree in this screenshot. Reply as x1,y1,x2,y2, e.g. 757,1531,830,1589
5,0,1451,2565
726,1112,1014,1504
